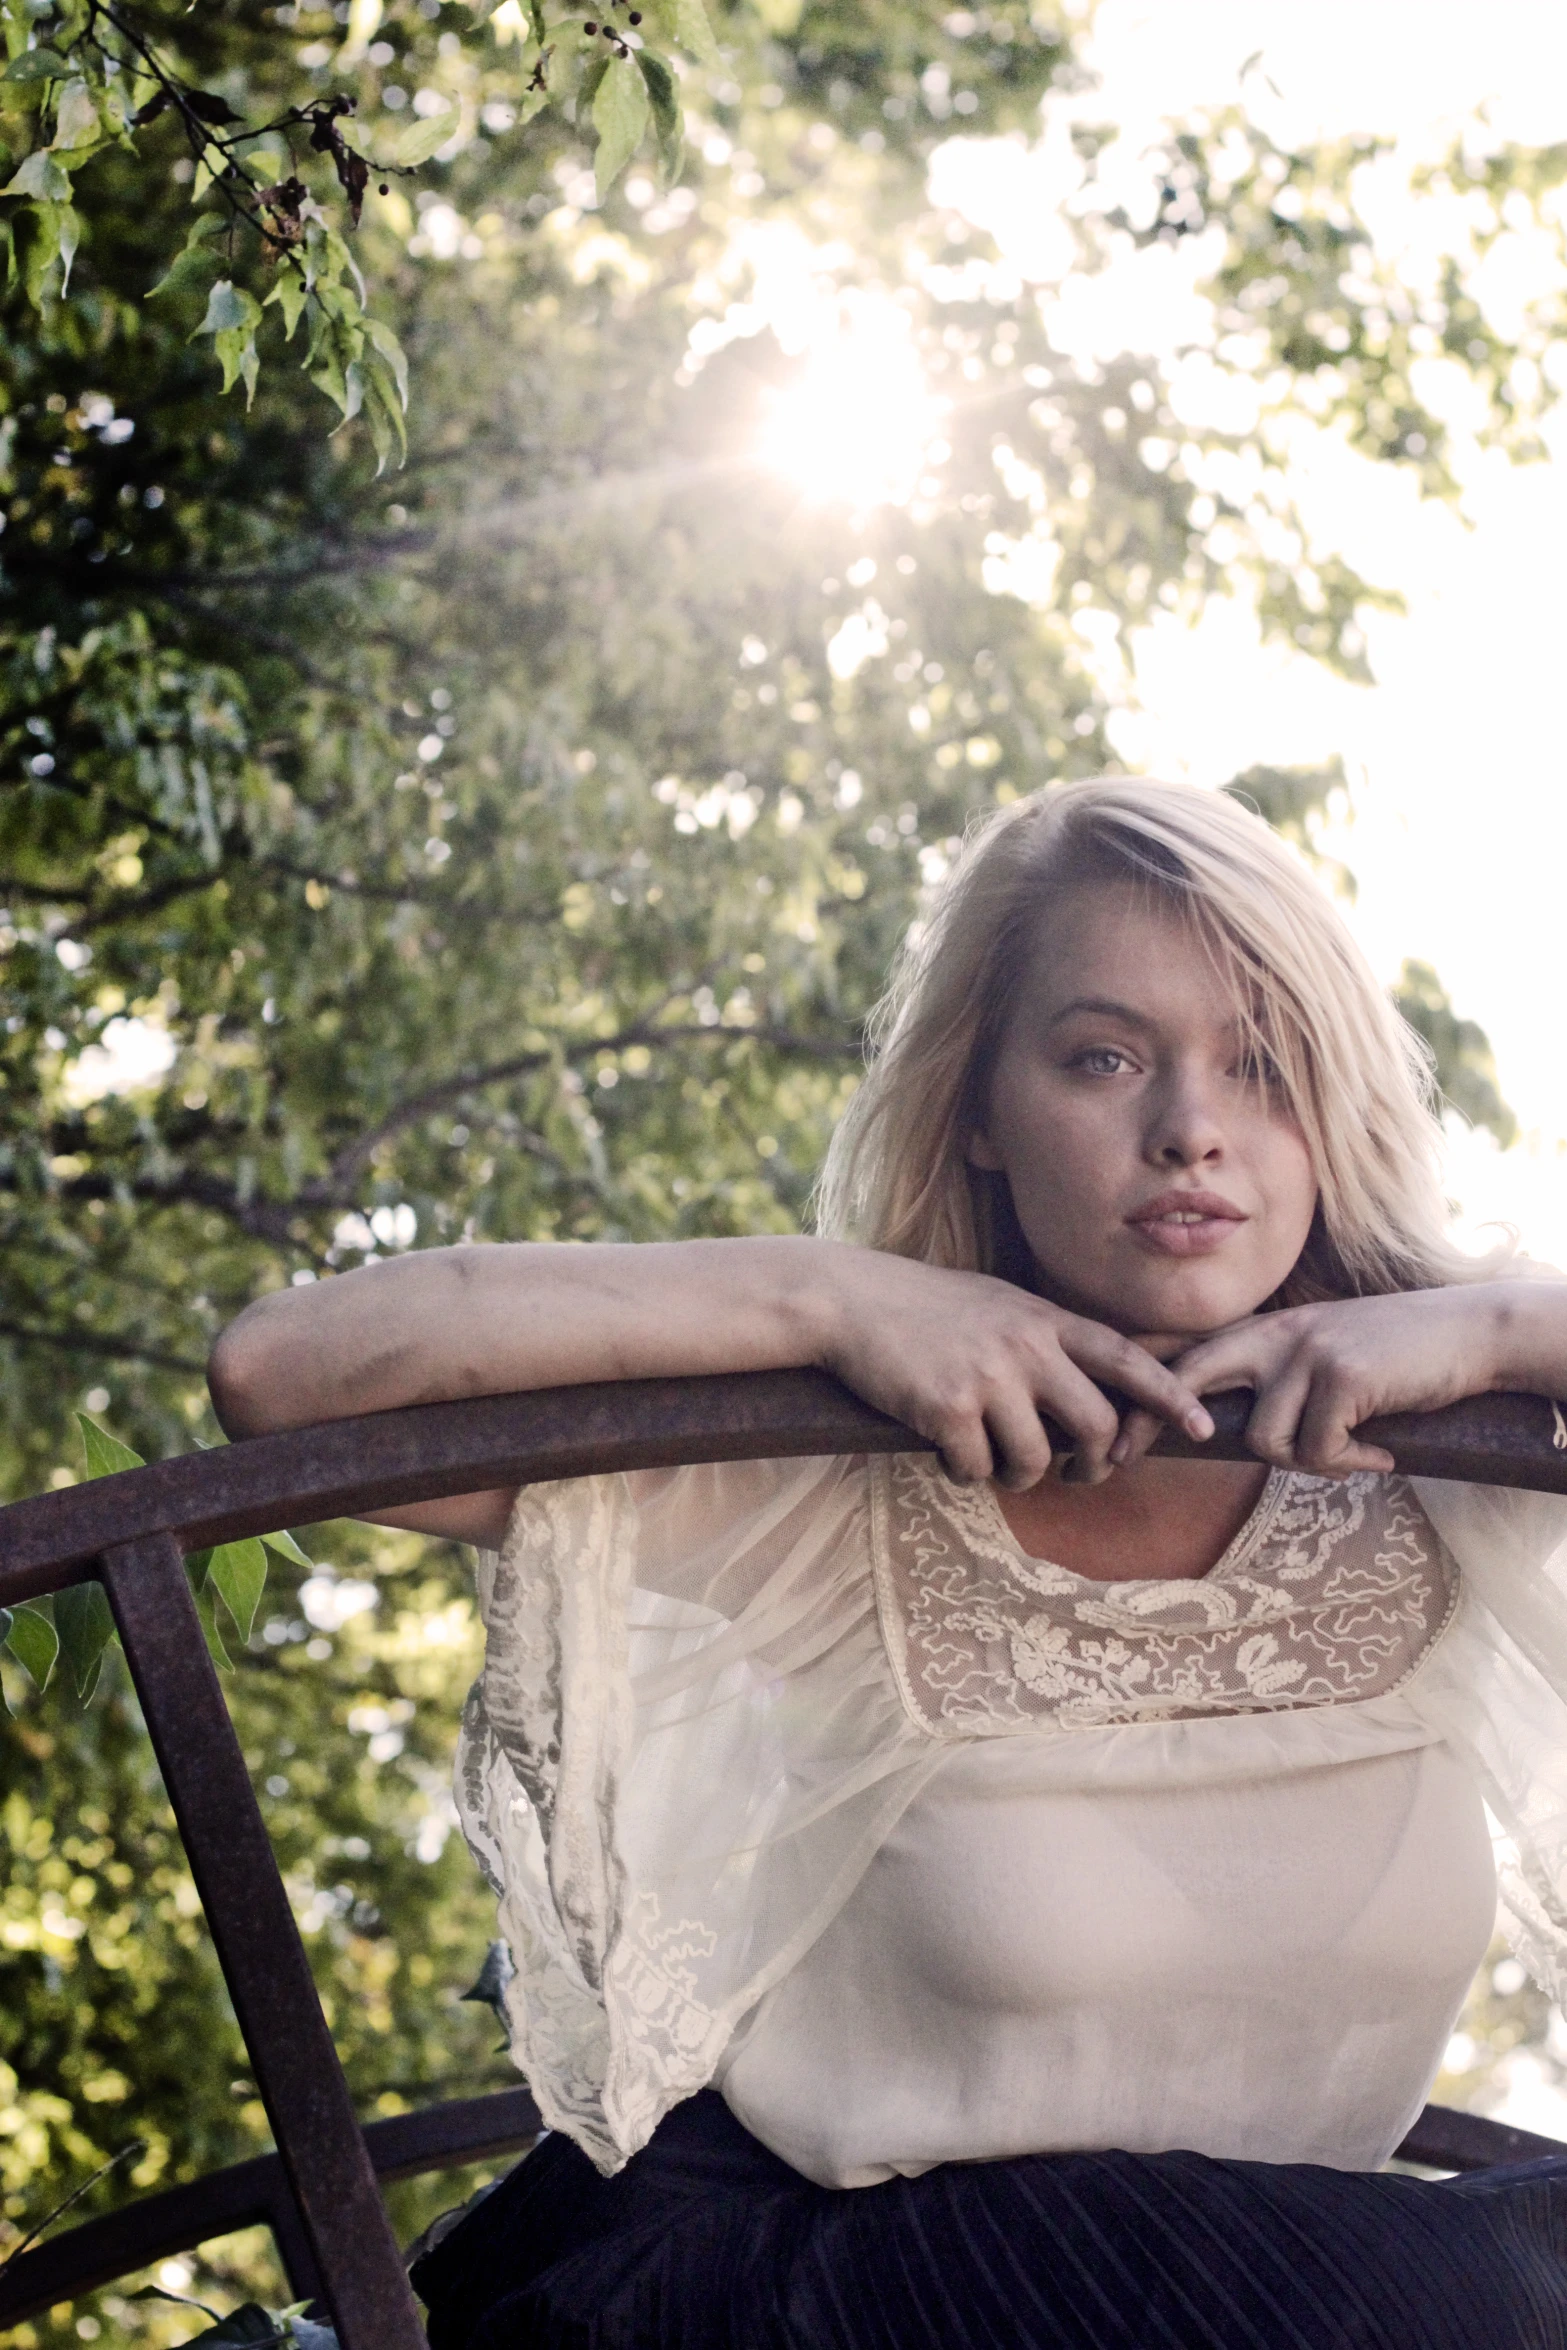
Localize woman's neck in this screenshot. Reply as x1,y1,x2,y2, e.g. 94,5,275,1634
991,1454,1272,1582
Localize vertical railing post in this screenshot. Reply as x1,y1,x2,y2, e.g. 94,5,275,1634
99,1534,427,2350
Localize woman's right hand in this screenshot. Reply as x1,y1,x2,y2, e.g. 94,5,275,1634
811,1249,1215,1489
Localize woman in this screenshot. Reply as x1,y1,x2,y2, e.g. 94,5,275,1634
211,780,1567,2349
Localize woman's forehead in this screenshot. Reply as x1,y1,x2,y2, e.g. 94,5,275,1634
1015,881,1251,1015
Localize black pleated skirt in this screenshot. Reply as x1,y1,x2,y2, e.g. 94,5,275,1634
412,2090,1567,2350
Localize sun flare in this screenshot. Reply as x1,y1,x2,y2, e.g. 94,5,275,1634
758,302,944,508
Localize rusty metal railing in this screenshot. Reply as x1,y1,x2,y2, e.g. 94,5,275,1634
3,1372,1567,2342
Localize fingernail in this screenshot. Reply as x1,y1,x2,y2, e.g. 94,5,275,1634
1109,1436,1130,1465
1187,1407,1214,1440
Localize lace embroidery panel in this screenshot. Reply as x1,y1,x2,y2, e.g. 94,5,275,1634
870,1456,1460,1738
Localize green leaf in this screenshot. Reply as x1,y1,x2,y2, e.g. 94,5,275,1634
77,1413,146,1478
362,352,408,473
649,0,719,68
2,147,70,199
260,1526,315,1569
307,341,349,414
264,266,308,341
204,1539,268,1645
193,2303,292,2345
4,49,70,82
55,197,76,292
636,49,682,185
207,2305,291,2343
305,308,362,418
363,315,408,411
185,1563,233,1672
6,1604,59,1694
577,50,609,119
320,225,367,302
213,322,260,403
392,106,460,167
55,1580,115,1704
16,194,60,305
193,277,261,339
49,77,98,152
529,0,546,46
147,210,225,301
592,52,649,198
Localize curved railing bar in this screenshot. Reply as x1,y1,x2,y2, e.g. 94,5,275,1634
4,1370,1567,2346
0,2088,545,2329
4,1373,1567,1602
0,2079,1556,2333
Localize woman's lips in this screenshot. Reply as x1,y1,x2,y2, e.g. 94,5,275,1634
1124,1191,1249,1258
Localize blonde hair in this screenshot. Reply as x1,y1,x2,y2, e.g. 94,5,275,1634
816,777,1494,1305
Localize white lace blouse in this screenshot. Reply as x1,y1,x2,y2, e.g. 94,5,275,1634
455,1450,1567,2181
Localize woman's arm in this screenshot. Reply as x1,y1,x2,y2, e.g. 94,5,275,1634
209,1238,838,1545
207,1237,1215,1544
1114,1276,1567,1481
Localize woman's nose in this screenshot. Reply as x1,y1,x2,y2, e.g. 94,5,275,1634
1145,1074,1226,1166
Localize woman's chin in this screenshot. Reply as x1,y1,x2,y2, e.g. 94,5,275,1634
1061,1269,1276,1343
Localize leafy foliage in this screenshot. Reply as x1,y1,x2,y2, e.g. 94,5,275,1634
1394,958,1518,1151
0,1418,306,1708
0,0,1059,444
0,1522,503,2346
127,2284,336,2343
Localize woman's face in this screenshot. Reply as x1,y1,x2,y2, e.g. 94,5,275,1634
968,880,1319,1338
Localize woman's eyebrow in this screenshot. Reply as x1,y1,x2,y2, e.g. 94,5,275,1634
1045,995,1154,1030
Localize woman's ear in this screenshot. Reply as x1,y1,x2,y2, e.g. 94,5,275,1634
965,1128,1004,1172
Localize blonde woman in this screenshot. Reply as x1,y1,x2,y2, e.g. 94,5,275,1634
212,780,1567,2350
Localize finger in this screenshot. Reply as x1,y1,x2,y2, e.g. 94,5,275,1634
983,1395,1054,1491
1244,1359,1316,1469
1293,1371,1394,1479
926,1411,995,1487
1031,1358,1123,1484
1112,1372,1265,1466
1166,1321,1286,1402
1298,1436,1395,1478
1065,1325,1215,1444
1110,1405,1166,1468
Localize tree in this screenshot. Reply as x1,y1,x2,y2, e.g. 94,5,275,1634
0,8,1557,2334
0,0,1060,447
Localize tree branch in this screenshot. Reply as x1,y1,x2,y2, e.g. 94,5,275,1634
0,1317,206,1376
4,1022,864,1255
319,1018,862,1190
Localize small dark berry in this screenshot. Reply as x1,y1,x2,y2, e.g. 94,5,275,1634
584,19,596,29
379,181,390,194
629,12,641,22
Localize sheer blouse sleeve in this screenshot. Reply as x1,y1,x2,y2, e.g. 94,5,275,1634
1406,1477,1567,2009
453,1453,941,2174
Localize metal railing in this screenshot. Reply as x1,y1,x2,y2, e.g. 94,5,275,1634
3,1372,1567,2342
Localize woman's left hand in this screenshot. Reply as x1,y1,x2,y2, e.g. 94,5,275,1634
1112,1285,1520,1479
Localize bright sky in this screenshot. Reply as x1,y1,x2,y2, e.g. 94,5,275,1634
922,1,1567,1264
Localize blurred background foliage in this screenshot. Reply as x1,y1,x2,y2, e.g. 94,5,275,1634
0,0,1558,2337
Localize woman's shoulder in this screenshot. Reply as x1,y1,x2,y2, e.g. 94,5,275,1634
487,1449,881,1613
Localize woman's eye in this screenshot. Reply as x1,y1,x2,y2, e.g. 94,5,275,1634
1232,1051,1283,1085
1071,1046,1133,1076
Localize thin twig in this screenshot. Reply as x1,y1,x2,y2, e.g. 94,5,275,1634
0,2141,147,2274
0,1320,207,1375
